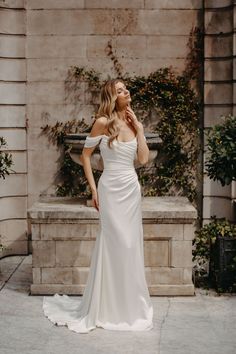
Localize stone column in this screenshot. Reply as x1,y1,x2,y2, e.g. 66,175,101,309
203,0,235,223
0,0,27,256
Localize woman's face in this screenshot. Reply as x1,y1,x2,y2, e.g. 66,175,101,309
115,81,131,109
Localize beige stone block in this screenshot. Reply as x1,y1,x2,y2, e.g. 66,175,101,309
0,196,27,220
145,0,202,9
56,240,95,266
144,240,169,266
85,0,144,8
117,57,185,77
27,147,59,199
32,283,194,296
147,35,189,58
27,82,65,104
32,241,55,267
205,0,232,8
27,58,87,82
27,0,84,9
148,284,195,296
0,106,25,127
204,106,232,128
0,58,26,81
27,36,86,58
72,267,89,284
145,267,183,285
135,10,198,35
205,35,232,58
204,59,232,81
31,224,40,240
40,223,92,240
203,174,231,198
0,1,25,8
0,174,27,197
1,240,28,257
87,35,146,59
203,196,233,220
0,35,25,58
205,9,232,35
27,9,112,35
26,103,91,129
8,152,27,173
32,267,41,284
30,284,84,295
41,268,73,284
143,223,183,241
0,128,26,150
204,83,232,104
0,219,27,241
0,9,25,34
183,224,196,241
0,82,26,104
171,240,193,267
183,268,193,284
90,224,100,238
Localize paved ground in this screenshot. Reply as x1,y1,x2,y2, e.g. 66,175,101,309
0,255,236,354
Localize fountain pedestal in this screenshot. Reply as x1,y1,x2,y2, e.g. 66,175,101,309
28,196,197,296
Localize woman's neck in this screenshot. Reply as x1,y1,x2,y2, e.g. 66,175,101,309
117,109,126,121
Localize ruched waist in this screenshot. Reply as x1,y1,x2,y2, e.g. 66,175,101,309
103,167,135,172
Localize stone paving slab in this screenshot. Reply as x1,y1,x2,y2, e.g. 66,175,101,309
0,255,236,354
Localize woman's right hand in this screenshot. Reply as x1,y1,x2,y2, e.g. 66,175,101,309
92,190,99,211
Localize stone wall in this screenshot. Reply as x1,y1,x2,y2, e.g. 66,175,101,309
203,0,236,223
0,0,204,255
0,0,28,256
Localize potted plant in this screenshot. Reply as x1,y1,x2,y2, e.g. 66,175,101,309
193,216,236,292
199,114,236,292
0,137,14,258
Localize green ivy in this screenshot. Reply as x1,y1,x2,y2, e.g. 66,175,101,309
41,66,201,203
0,137,13,180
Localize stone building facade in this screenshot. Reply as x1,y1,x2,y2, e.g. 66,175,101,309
0,0,235,256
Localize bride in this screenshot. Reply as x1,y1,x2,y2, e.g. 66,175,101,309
43,78,154,333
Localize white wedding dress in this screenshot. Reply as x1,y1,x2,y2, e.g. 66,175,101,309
43,134,154,333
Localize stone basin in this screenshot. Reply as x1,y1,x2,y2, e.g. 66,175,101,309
64,132,162,170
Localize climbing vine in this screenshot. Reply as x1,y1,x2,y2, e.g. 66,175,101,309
41,26,203,207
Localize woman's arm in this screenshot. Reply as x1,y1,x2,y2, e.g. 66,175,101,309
136,130,149,165
81,117,107,210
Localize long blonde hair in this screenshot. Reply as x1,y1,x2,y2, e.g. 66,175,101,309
96,78,125,148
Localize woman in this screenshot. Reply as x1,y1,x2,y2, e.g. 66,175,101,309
43,79,154,333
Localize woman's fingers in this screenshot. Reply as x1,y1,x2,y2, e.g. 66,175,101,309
92,195,99,211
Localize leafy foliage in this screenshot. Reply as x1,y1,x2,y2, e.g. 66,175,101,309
41,66,201,203
205,114,236,186
193,216,236,262
0,137,13,180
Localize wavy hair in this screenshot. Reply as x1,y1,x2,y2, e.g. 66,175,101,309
96,78,125,148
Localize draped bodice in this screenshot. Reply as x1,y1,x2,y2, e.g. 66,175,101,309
84,134,142,171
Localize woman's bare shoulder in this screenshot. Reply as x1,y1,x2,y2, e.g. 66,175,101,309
90,116,108,136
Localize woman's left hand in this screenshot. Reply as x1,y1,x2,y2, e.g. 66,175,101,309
125,106,144,133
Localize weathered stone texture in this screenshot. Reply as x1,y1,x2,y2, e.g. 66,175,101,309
0,8,25,34
29,198,197,295
0,59,26,81
0,83,26,104
0,35,25,57
0,174,27,197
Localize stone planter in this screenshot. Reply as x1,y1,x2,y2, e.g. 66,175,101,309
64,132,162,170
28,196,197,296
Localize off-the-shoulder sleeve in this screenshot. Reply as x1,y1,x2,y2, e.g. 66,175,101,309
84,135,103,148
